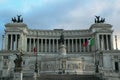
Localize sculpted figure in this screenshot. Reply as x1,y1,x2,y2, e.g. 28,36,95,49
59,33,64,44
14,54,22,72
12,17,17,22
11,15,23,23
95,16,105,23
17,15,21,23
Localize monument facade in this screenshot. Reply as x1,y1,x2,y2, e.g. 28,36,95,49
0,16,120,80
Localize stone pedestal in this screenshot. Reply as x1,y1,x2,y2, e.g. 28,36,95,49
34,72,40,80
13,72,23,80
59,44,66,55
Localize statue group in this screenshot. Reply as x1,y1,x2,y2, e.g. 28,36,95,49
12,15,23,23
14,53,22,72
95,16,105,23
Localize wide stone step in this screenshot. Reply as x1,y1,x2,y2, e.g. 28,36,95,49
38,74,102,80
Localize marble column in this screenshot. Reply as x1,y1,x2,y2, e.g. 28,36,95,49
83,39,85,52
45,39,47,52
75,39,78,52
5,34,8,50
10,34,13,50
33,38,35,48
56,39,58,52
53,39,55,52
79,39,81,52
110,34,113,50
64,39,66,46
87,38,90,52
49,39,51,52
101,35,104,50
29,38,31,52
15,34,18,50
68,39,70,52
2,35,4,50
72,39,74,52
37,38,39,52
106,35,109,50
97,34,100,50
41,39,43,52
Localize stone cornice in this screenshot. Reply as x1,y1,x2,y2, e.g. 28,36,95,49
89,23,112,30
27,29,91,37
0,50,20,55
5,23,28,29
102,50,120,53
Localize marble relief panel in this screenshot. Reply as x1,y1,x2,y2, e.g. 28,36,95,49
41,61,59,71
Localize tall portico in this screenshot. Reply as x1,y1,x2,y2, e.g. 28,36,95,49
90,23,113,51
4,23,28,51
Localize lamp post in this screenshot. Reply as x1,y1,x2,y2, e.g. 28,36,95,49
34,48,38,80
95,60,99,73
34,32,38,80
35,51,38,73
94,49,99,73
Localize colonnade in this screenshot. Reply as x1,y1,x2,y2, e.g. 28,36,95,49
99,34,112,50
6,34,20,50
4,34,112,52
27,38,92,53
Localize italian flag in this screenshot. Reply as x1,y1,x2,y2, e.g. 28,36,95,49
83,38,95,46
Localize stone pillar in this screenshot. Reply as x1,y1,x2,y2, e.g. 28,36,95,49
16,35,18,50
97,34,100,50
2,35,4,50
68,39,70,52
56,39,58,52
72,39,74,52
5,34,8,50
53,39,55,52
33,38,35,48
106,35,109,50
83,39,85,52
101,35,104,50
110,34,113,50
10,34,13,50
64,39,66,47
79,39,81,52
87,38,90,52
29,38,31,52
37,38,39,52
75,39,78,52
41,39,43,52
17,35,19,50
13,72,23,80
49,39,51,52
45,39,47,52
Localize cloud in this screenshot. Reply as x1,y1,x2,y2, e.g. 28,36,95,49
0,0,120,49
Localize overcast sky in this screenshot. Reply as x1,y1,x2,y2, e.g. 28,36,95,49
0,0,120,49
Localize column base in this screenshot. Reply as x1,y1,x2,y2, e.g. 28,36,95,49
13,72,23,80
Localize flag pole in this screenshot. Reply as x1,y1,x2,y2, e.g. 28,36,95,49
34,31,38,79
94,33,99,73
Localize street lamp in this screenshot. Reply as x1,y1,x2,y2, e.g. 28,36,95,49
35,51,38,73
95,50,100,73
34,31,38,74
